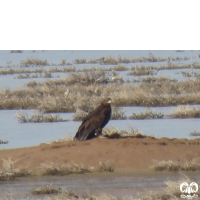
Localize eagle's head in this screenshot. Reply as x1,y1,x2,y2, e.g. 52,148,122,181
101,97,112,106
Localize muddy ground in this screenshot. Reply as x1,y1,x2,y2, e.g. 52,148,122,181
1,137,200,173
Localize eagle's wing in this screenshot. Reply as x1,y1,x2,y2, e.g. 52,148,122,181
74,110,107,141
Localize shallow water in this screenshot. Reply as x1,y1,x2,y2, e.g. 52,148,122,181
1,173,200,199
1,107,200,149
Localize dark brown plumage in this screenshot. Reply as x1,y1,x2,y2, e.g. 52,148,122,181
74,98,112,141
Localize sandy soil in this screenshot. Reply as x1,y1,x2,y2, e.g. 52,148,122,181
0,137,200,173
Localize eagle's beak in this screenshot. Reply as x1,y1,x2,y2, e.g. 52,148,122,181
107,99,111,104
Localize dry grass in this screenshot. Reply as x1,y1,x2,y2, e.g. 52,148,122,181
0,68,45,75
21,58,49,67
31,184,59,195
190,130,200,136
102,126,146,139
16,112,68,123
0,157,32,181
15,71,54,79
3,77,200,112
111,107,127,120
110,65,129,71
72,109,87,121
50,133,74,143
101,53,168,65
169,105,200,118
141,76,177,83
0,139,8,144
128,66,157,76
98,160,114,172
40,162,94,176
10,50,23,53
74,58,86,64
129,108,164,119
151,158,200,172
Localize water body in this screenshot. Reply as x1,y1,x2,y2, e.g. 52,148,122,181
1,173,199,200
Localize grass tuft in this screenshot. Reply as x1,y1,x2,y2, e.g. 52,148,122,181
103,126,145,139
74,58,86,64
31,184,59,195
40,162,93,176
169,105,200,118
190,130,200,136
98,161,114,172
0,139,8,144
10,50,23,53
128,66,157,76
72,109,87,121
16,113,68,123
0,157,32,181
21,58,49,67
129,108,164,119
111,107,127,120
151,158,200,172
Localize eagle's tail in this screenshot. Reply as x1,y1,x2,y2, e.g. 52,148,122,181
74,130,96,141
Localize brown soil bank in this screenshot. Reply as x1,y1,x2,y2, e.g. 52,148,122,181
0,137,200,173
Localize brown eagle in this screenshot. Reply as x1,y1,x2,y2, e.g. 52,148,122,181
74,97,112,141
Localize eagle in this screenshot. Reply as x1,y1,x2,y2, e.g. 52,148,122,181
74,97,112,141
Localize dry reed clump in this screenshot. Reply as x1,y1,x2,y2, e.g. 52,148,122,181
0,157,32,181
190,131,200,136
67,70,109,85
129,108,164,119
49,133,74,143
74,58,86,64
151,158,200,172
72,109,87,121
0,139,8,144
98,160,114,172
128,66,157,76
169,105,200,118
141,76,177,83
0,67,76,75
16,112,68,123
102,126,146,139
40,162,94,176
110,65,129,71
15,71,54,79
10,50,23,53
101,53,167,65
111,107,127,120
50,66,76,72
31,184,60,195
0,68,45,75
20,58,49,67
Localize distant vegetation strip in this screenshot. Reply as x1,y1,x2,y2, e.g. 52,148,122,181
16,113,68,123
2,74,200,111
16,105,200,123
0,139,8,144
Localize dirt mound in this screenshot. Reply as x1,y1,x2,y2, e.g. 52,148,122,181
0,137,200,174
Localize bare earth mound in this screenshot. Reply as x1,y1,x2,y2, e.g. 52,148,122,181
1,137,200,174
